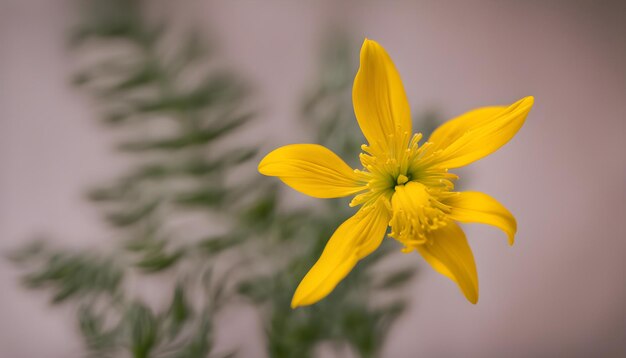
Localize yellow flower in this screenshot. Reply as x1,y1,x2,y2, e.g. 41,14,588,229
259,39,533,308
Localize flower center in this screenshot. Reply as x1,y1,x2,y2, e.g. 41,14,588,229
389,181,450,251
349,130,457,209
396,174,409,185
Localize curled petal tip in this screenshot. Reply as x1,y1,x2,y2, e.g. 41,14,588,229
465,283,479,305
508,235,515,247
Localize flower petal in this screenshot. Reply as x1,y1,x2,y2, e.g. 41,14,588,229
291,200,390,308
353,39,412,150
258,144,365,199
417,222,479,304
427,107,504,153
428,96,534,169
446,191,517,245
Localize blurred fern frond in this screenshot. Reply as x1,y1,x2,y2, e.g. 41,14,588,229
10,0,254,357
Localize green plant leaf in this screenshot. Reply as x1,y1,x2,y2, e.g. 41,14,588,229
127,302,158,358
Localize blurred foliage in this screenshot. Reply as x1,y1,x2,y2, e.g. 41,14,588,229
10,0,249,356
9,1,441,357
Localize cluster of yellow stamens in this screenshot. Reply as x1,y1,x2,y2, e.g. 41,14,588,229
389,182,452,251
349,128,459,250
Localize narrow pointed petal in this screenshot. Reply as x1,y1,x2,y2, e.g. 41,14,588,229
291,200,390,308
427,107,504,153
258,144,365,199
428,96,534,169
353,39,412,150
417,222,479,304
446,192,517,245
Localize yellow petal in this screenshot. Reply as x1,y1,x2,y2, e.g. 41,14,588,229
258,144,365,199
417,222,479,304
427,107,504,153
428,96,534,169
353,39,412,150
446,192,517,245
291,200,390,308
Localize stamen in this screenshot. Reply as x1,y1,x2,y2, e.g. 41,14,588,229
396,174,409,185
388,182,450,250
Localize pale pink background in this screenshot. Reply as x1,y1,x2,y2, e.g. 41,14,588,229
1,1,625,357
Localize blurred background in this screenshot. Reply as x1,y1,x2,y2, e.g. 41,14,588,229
1,0,625,357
